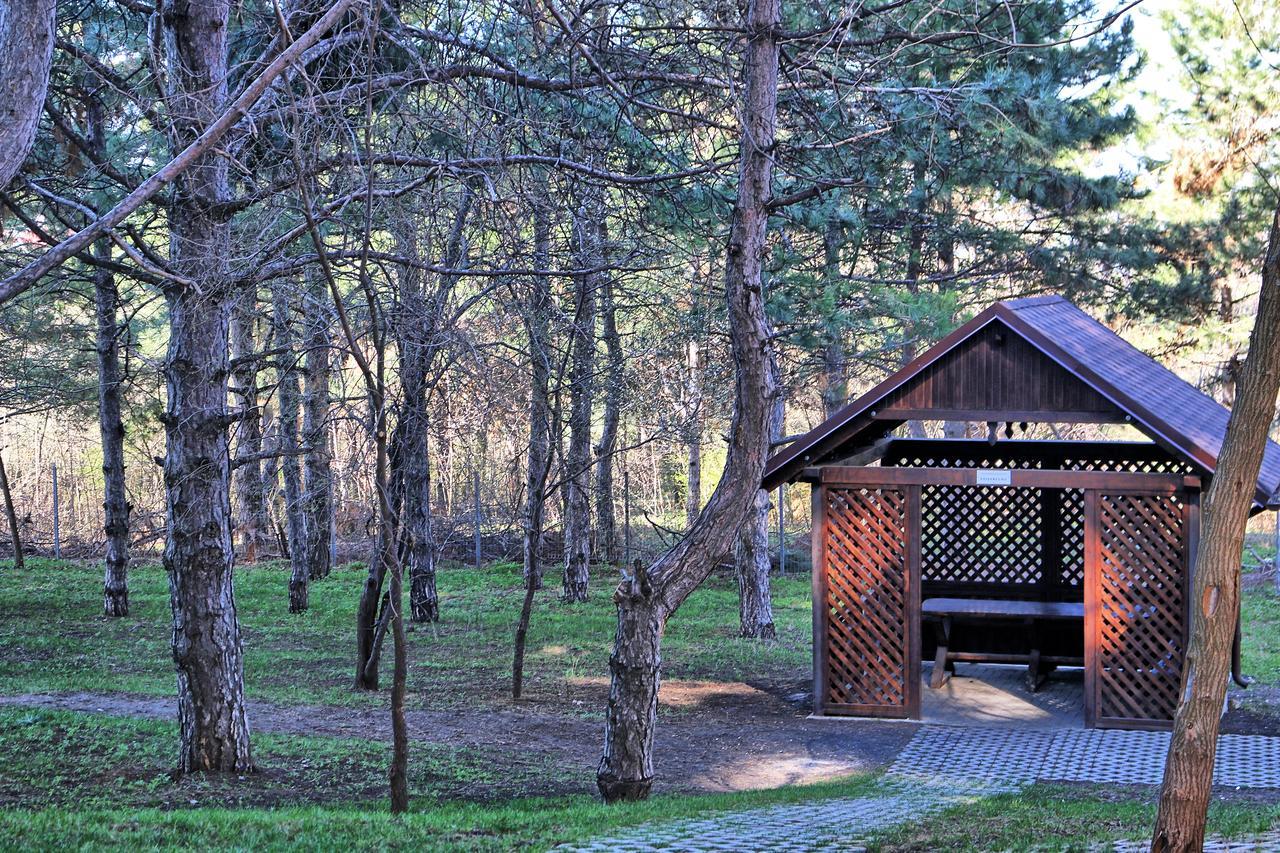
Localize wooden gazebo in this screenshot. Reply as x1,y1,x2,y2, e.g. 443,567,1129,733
764,296,1280,731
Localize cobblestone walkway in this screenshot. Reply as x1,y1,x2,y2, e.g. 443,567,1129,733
559,725,1280,852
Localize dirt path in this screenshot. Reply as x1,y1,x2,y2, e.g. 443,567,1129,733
0,689,915,794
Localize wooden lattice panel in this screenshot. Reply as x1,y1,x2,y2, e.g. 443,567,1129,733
1095,493,1186,725
921,484,1044,585
824,487,910,712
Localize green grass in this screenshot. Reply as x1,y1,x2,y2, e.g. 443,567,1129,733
872,785,1280,851
1243,585,1280,684
0,558,813,712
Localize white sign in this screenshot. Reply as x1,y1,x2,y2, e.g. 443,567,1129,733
975,469,1012,486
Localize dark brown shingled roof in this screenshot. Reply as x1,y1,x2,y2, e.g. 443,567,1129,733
763,295,1280,508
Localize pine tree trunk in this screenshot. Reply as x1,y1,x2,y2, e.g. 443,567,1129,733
94,242,130,617
0,449,21,570
563,190,599,603
273,285,308,613
160,0,253,775
598,0,780,800
684,339,702,528
736,489,776,638
1152,206,1280,851
230,290,270,564
522,183,553,591
86,93,131,617
0,0,55,188
595,265,622,565
301,275,333,580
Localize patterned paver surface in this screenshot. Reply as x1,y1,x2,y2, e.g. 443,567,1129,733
560,724,1280,852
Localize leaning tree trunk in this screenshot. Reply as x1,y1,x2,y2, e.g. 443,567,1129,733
273,284,308,613
161,0,252,775
562,188,600,603
86,91,130,617
94,239,130,617
0,0,55,188
597,0,780,801
301,274,333,580
0,449,21,570
230,289,271,564
595,263,623,565
1152,205,1280,851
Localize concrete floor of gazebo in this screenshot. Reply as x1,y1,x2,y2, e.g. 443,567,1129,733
920,662,1086,729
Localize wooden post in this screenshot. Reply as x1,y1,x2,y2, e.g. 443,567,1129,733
777,484,786,575
51,462,60,560
0,450,22,570
473,470,481,568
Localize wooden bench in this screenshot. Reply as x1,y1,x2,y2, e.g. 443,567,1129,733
922,597,1085,691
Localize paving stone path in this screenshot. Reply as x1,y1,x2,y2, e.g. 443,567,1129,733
559,725,1280,852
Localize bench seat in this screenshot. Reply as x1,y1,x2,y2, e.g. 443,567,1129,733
922,597,1085,691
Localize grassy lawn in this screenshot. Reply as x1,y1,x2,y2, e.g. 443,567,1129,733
873,785,1280,851
0,558,813,712
1,558,1278,849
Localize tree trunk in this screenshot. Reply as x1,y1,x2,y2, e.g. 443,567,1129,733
737,373,782,638
273,285,308,613
595,262,622,565
0,0,55,188
1152,206,1280,851
563,189,599,603
396,260,437,624
521,182,553,593
0,449,21,570
684,338,702,528
820,220,847,417
301,275,333,580
230,290,270,564
161,0,252,775
94,242,130,616
515,176,556,693
597,0,780,800
85,88,131,617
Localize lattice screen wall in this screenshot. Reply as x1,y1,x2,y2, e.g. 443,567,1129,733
889,443,1194,592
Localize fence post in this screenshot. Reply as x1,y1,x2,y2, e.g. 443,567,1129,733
51,463,61,560
473,470,482,568
777,483,786,575
623,469,631,569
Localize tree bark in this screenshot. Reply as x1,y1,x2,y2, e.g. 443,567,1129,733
160,0,253,775
736,488,776,638
595,261,622,565
301,274,333,581
230,290,271,564
515,176,556,693
95,243,130,616
0,0,55,189
820,220,847,417
0,449,21,570
1152,206,1280,850
597,0,780,801
521,181,553,592
273,284,308,613
563,188,599,603
85,87,131,617
684,338,702,529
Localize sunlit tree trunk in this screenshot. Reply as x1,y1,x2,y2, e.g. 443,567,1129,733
1152,205,1280,851
597,0,780,800
160,0,253,774
595,262,623,565
684,338,702,528
737,395,781,639
521,182,553,592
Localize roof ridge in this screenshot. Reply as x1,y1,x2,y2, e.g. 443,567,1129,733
1002,294,1065,308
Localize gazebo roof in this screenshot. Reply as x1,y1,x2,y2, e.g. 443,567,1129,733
763,295,1280,508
